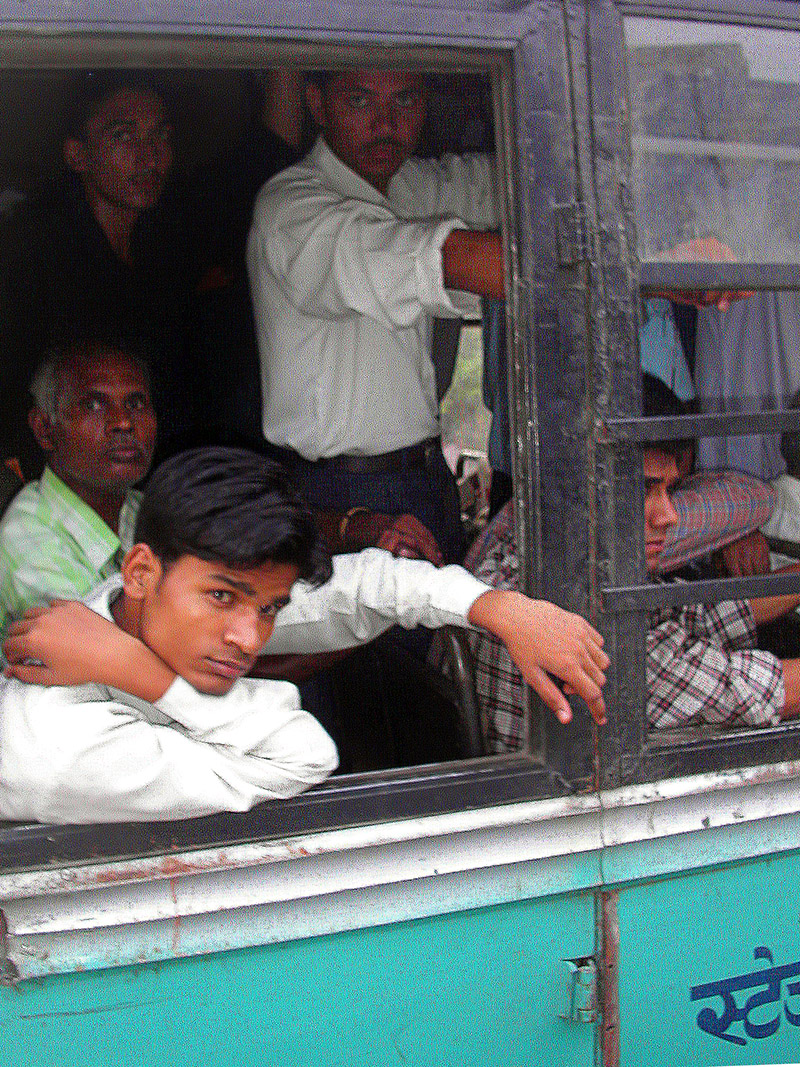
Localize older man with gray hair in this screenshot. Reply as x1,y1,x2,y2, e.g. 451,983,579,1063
0,339,155,641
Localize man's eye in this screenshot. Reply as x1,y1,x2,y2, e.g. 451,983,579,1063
346,93,369,109
210,590,234,605
108,128,133,144
127,395,147,411
260,601,288,620
83,397,104,412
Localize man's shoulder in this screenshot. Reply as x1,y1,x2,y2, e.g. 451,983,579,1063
258,148,326,199
394,151,492,189
0,477,111,616
0,479,55,548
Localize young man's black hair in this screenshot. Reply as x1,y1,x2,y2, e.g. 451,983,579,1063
641,371,694,461
134,446,332,585
66,69,171,140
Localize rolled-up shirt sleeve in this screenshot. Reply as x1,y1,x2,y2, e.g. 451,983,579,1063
267,549,488,654
249,143,498,328
656,470,777,573
0,675,338,824
251,187,468,326
647,599,784,729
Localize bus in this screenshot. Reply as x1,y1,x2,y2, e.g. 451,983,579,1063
2,1,800,1064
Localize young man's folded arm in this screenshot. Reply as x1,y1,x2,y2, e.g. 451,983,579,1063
0,676,338,824
647,612,784,729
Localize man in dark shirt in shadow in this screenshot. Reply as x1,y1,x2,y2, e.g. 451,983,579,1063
0,71,200,476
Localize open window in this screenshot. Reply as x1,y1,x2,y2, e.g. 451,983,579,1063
0,5,610,876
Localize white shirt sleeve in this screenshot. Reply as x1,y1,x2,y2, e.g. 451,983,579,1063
266,549,488,654
0,675,338,824
250,181,466,326
392,152,499,228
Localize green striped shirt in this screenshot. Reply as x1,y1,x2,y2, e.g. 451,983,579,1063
0,466,140,643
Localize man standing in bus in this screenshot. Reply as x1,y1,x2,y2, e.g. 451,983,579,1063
246,68,504,564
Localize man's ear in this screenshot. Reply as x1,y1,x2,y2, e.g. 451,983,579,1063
63,137,88,175
305,82,327,130
28,408,56,453
121,544,163,602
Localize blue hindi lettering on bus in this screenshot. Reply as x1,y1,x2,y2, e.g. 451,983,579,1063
690,946,800,1046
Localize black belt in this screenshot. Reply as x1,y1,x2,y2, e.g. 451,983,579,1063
281,437,442,474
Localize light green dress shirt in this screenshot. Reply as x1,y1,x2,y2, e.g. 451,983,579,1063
0,466,140,643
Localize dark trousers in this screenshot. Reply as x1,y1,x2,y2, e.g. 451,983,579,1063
286,442,466,770
281,443,466,564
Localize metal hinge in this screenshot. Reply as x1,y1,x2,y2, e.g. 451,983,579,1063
561,956,598,1023
553,200,594,267
0,910,19,987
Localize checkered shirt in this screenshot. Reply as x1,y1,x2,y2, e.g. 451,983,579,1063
0,466,140,644
463,501,784,751
647,597,783,729
463,503,527,752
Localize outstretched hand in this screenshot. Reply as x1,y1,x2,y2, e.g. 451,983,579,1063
468,590,608,725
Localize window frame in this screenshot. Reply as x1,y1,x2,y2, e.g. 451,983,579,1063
0,0,600,874
591,0,800,788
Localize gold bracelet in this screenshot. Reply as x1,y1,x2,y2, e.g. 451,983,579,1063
339,506,370,544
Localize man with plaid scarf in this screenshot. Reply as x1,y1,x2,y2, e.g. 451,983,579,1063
465,374,800,749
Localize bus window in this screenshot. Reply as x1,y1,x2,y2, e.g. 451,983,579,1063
608,15,800,776
0,44,597,870
626,17,800,267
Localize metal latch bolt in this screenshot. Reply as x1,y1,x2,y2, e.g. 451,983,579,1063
553,200,594,268
561,957,598,1023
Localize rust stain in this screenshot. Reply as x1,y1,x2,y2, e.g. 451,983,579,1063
157,856,207,877
50,836,301,892
171,914,182,955
87,853,218,886
601,890,620,1067
83,867,140,885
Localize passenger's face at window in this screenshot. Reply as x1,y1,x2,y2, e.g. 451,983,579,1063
130,554,299,695
65,88,174,215
35,352,156,498
307,70,427,193
643,450,681,571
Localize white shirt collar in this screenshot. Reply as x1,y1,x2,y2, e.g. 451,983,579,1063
309,136,393,206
